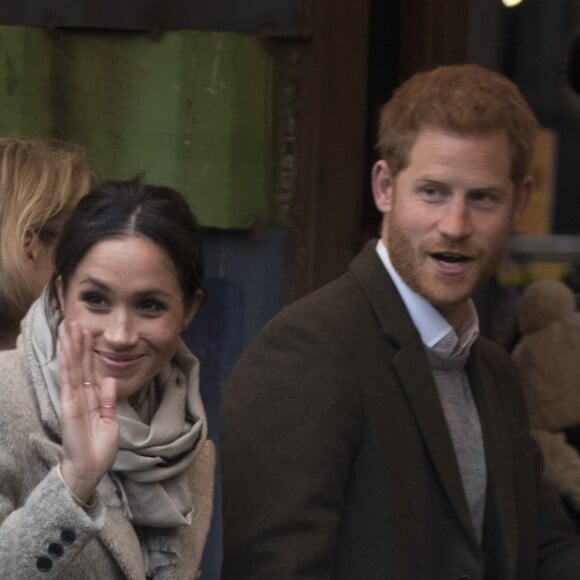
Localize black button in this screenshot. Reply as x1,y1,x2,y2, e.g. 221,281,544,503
36,556,52,572
60,528,76,544
48,542,64,557
458,575,473,580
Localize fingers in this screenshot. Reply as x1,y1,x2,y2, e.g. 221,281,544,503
58,321,99,411
79,327,99,409
58,322,119,490
58,338,73,403
81,328,95,387
99,377,118,423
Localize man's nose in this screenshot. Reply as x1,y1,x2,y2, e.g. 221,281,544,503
438,197,472,240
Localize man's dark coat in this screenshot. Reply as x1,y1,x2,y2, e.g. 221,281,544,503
220,241,580,579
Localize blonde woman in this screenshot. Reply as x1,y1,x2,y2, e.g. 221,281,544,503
0,138,93,349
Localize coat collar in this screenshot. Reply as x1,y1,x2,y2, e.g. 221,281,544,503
349,240,515,556
349,241,476,542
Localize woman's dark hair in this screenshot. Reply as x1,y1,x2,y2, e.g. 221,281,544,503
48,177,204,315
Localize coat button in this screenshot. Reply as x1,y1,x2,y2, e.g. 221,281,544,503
48,542,64,557
60,528,76,544
36,556,53,571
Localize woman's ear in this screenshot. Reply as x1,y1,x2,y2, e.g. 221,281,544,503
182,288,205,330
24,229,36,264
56,276,65,311
24,229,54,287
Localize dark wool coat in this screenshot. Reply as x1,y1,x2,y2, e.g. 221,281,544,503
220,240,580,580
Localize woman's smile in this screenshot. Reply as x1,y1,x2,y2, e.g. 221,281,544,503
94,350,146,373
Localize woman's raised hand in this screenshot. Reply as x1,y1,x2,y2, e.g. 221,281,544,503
58,321,119,506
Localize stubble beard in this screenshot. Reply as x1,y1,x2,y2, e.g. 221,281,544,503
385,216,510,312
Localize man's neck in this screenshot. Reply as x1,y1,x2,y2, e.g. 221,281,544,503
375,239,479,350
436,301,472,337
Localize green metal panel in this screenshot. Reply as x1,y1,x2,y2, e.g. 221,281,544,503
0,26,274,228
0,27,53,136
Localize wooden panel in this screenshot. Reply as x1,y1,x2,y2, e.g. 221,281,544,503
291,0,468,299
292,0,372,297
400,0,468,79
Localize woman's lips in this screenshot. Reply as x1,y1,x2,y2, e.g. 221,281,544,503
95,350,145,372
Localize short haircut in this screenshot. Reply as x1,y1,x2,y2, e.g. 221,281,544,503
376,64,539,182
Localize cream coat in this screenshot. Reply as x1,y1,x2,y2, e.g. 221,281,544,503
0,305,215,579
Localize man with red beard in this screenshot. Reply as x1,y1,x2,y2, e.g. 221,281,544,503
220,64,580,579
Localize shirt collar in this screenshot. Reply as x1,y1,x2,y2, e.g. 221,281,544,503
375,239,479,356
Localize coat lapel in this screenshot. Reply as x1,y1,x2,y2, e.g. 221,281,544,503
392,344,476,540
98,508,146,580
468,344,517,577
349,241,478,543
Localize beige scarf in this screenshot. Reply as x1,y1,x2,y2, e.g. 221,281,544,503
30,294,207,575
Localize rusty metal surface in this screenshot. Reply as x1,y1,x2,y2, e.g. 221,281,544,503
0,0,302,34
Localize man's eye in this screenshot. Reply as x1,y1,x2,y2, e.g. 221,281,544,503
420,185,444,200
471,191,499,207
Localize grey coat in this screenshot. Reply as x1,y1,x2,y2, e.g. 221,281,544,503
0,307,215,579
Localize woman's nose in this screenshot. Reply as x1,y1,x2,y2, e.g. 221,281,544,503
103,311,138,347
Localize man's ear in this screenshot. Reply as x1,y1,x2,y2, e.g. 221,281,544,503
371,160,395,214
512,175,533,228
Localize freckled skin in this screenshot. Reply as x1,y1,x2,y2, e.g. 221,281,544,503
372,127,531,330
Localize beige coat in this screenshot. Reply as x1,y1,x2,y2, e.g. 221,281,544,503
0,307,215,579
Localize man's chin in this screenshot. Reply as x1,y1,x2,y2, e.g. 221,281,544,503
425,286,474,314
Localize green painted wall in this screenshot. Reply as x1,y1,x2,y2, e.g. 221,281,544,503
0,26,274,228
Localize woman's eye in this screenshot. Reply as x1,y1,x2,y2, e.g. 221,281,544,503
139,299,167,313
81,292,107,309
